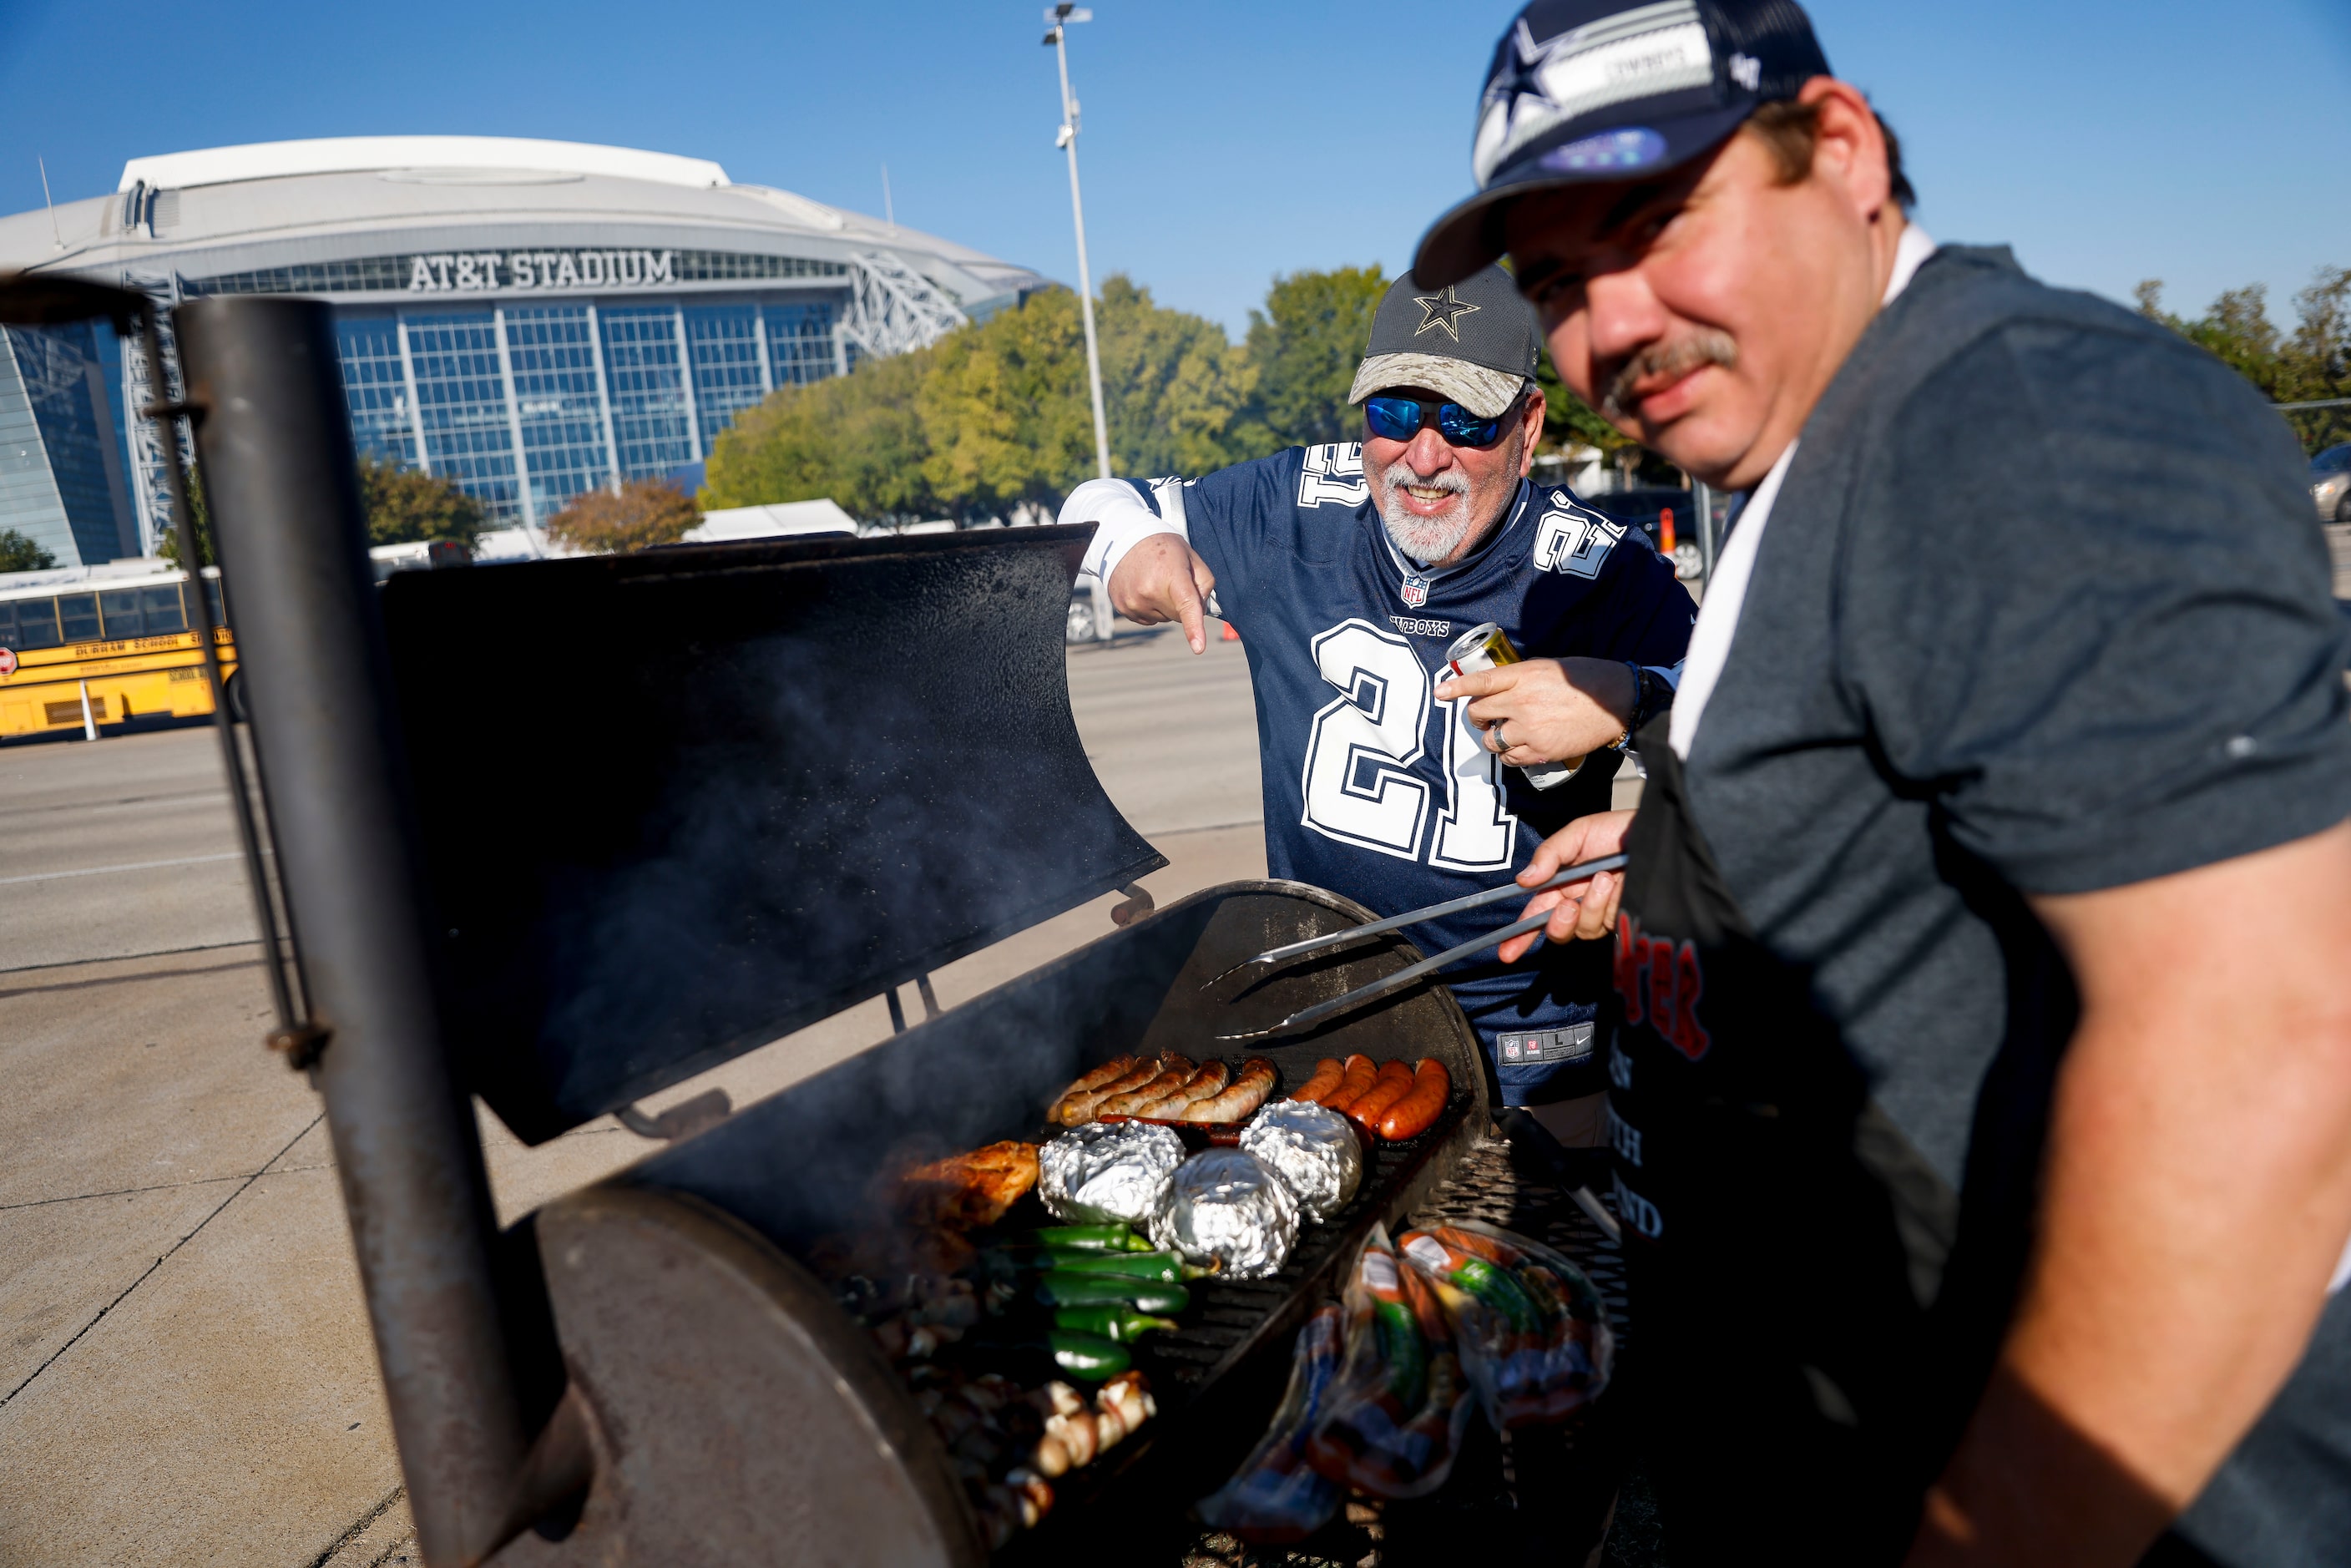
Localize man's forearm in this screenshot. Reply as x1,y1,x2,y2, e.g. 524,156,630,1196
1911,823,2351,1565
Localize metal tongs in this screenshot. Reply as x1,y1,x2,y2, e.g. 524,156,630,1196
1209,852,1629,1043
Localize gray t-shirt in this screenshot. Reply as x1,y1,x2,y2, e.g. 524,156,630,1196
1686,245,2351,1564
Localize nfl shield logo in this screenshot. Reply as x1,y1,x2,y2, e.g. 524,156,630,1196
1400,575,1429,608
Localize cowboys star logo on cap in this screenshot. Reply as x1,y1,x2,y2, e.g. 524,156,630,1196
1413,0,1835,288
1413,286,1481,341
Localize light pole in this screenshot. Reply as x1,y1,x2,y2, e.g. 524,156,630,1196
1043,4,1112,480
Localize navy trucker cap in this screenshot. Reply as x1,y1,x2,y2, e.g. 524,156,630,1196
1415,0,1829,287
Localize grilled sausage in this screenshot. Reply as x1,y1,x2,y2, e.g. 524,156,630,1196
1376,1058,1451,1141
1345,1060,1418,1133
1187,1058,1278,1123
1319,1055,1380,1115
1049,1056,1139,1122
1290,1059,1345,1103
1055,1056,1161,1125
1097,1055,1198,1117
1132,1060,1229,1118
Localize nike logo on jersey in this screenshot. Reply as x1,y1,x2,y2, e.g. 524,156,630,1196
1297,444,1368,508
1531,498,1625,579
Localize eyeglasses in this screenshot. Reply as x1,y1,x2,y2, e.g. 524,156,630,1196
1363,394,1518,448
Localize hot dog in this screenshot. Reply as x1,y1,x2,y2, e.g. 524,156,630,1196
1055,1056,1163,1125
1319,1055,1380,1115
1130,1060,1229,1118
1376,1058,1450,1141
1345,1060,1418,1132
1187,1058,1278,1123
1097,1055,1198,1117
1290,1058,1345,1104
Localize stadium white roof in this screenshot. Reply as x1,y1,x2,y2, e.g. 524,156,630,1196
119,137,731,193
0,137,1046,314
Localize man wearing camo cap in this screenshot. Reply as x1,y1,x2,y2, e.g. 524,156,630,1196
1060,264,1691,1141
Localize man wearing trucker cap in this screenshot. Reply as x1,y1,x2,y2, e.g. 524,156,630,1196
1416,1,2351,1564
1059,265,1691,1143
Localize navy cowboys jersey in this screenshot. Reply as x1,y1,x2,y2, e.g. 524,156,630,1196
1101,443,1695,1104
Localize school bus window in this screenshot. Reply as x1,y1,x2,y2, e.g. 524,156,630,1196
8,599,61,650
58,594,99,643
203,579,225,627
100,589,142,636
142,585,186,634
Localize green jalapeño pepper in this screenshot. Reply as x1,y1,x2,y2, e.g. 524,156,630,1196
1024,1224,1154,1252
1048,1329,1131,1380
1373,1297,1428,1413
1053,1306,1180,1343
1046,1250,1215,1282
1034,1272,1191,1314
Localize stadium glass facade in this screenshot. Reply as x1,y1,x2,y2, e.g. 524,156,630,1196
0,321,138,568
330,296,847,526
0,139,1039,564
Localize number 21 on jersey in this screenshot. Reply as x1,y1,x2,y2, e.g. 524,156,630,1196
1299,619,1515,872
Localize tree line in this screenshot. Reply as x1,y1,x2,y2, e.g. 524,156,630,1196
2138,266,2350,455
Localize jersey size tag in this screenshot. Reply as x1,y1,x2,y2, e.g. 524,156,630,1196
1400,574,1430,608
1496,1022,1595,1065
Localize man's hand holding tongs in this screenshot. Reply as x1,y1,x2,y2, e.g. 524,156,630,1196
1498,809,1636,963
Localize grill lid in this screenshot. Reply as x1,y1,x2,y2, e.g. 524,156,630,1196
379,525,1163,1143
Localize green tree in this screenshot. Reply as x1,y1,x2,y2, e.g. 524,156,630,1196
1534,354,1631,461
0,529,57,572
920,286,1100,518
154,463,213,567
702,347,940,524
2137,270,2351,453
1233,264,1388,453
157,453,484,563
544,478,699,554
356,453,487,549
1096,276,1256,477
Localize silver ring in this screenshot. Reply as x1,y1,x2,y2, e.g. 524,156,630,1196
1489,720,1508,754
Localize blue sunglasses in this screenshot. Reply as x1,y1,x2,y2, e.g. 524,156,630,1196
1363,394,1518,448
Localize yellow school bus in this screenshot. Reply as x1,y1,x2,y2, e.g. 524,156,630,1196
0,564,238,741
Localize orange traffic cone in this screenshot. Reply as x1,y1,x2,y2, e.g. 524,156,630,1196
1221,621,1240,642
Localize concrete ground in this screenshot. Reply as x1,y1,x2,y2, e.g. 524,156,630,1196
0,610,1651,1567
0,621,1276,1567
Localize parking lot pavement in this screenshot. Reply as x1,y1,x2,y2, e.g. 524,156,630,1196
0,620,1267,1566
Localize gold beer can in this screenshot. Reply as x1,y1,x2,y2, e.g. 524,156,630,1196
1443,622,1574,790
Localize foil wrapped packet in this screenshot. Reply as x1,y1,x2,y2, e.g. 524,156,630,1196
1240,1100,1363,1221
1038,1120,1185,1227
1150,1148,1299,1280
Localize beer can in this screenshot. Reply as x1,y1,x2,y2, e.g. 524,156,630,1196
1443,623,1574,790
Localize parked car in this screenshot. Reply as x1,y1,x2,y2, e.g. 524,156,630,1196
2311,444,2351,524
1583,487,1706,579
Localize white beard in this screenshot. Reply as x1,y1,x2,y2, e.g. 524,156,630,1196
1374,459,1474,564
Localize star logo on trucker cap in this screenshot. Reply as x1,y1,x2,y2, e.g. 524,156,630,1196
1413,286,1480,341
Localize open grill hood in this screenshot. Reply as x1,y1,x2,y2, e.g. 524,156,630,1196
377,528,1165,1143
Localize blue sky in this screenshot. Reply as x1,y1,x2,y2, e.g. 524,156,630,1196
2,0,2344,339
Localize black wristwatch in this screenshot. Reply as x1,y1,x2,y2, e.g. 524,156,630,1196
1620,661,1676,741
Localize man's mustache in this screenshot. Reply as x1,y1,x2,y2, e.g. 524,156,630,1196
1600,330,1738,421
1378,459,1469,498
